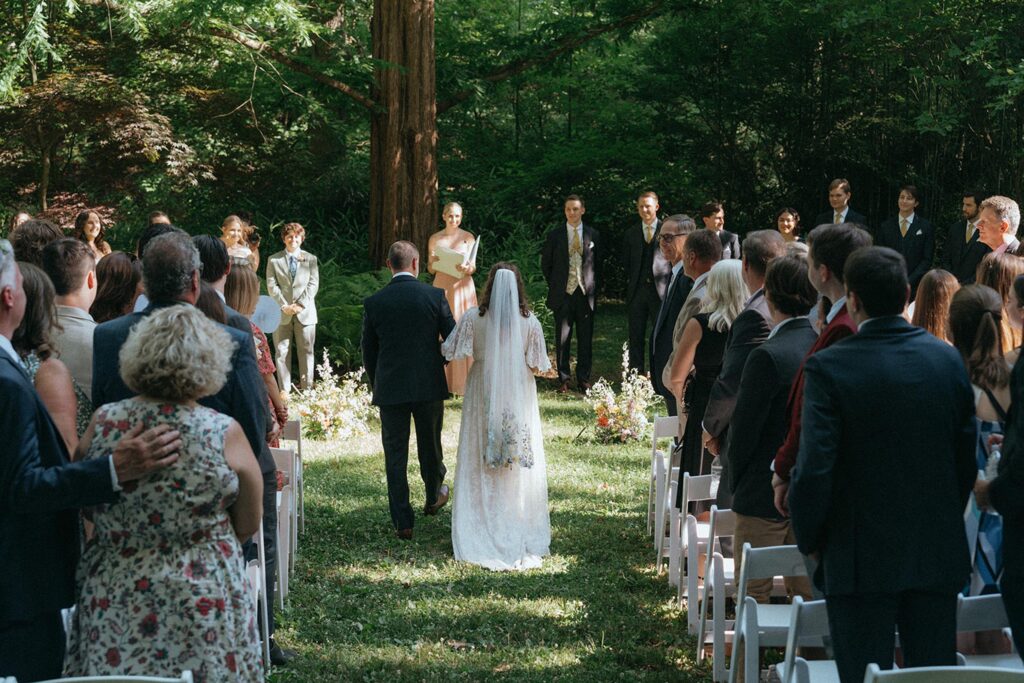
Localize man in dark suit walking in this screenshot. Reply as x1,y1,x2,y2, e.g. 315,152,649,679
541,195,601,393
874,185,935,297
0,239,180,681
623,191,672,373
702,230,786,506
649,215,696,416
789,247,977,683
813,178,869,228
940,190,988,283
92,231,296,665
362,241,456,539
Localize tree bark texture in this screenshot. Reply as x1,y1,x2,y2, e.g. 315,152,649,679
369,0,438,266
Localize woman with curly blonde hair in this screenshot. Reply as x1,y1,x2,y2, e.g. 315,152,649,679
65,305,264,680
669,258,747,480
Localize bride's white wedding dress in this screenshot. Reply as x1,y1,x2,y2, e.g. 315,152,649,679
441,273,551,571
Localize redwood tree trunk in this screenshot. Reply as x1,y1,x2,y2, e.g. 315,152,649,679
369,0,438,266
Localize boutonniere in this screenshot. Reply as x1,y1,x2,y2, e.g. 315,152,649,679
286,252,307,263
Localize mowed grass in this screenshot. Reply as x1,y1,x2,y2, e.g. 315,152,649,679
269,304,711,681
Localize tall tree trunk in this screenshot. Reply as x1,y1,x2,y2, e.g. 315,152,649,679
369,0,438,266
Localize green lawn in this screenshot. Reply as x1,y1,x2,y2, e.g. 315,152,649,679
270,304,711,681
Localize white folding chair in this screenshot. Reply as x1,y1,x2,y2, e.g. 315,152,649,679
956,594,1023,670
655,464,680,570
729,543,808,683
249,524,272,666
36,672,195,682
271,445,298,584
281,418,305,538
696,506,738,682
275,486,293,605
679,513,712,635
670,473,714,595
780,596,838,683
863,663,1024,681
648,415,678,536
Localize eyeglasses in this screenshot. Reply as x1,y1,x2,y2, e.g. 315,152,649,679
658,233,684,242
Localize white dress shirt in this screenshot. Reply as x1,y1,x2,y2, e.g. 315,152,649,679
826,295,848,324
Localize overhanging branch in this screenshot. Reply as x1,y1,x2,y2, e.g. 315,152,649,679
437,1,666,115
210,27,378,112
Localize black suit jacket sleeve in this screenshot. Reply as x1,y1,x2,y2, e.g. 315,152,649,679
438,292,456,340
541,231,555,288
361,305,379,388
703,309,771,438
789,356,840,555
1,373,115,514
725,347,777,494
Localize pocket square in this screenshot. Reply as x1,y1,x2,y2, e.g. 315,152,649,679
915,229,923,236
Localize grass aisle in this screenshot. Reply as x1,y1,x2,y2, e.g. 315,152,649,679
270,305,710,681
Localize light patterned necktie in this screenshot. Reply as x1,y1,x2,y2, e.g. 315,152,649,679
834,212,842,224
966,222,975,243
567,227,582,294
644,224,653,244
899,217,909,237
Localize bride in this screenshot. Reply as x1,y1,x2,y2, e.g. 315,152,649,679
442,262,552,570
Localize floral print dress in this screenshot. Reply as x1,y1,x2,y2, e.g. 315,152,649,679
64,399,262,683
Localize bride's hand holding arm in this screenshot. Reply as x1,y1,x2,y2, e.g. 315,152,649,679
668,317,702,403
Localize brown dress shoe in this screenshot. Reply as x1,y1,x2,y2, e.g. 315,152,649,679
425,484,450,515
579,381,592,392
396,528,413,540
556,382,570,394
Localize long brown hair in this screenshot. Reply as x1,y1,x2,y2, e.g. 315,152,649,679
12,262,61,361
73,210,109,252
91,251,141,323
911,269,960,342
478,262,530,318
949,284,1010,391
975,253,1024,352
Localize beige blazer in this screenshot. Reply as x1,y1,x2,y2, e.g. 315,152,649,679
266,249,319,325
53,305,96,401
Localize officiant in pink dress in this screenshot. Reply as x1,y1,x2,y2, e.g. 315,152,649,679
428,202,478,395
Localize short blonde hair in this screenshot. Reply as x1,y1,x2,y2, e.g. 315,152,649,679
120,305,235,401
980,195,1021,237
702,259,748,332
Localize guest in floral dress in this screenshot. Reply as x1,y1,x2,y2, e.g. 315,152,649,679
65,306,264,682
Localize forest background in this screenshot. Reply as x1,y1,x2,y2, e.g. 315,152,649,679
1,0,1022,367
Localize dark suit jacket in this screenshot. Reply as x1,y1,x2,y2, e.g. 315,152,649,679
541,224,601,311
941,220,987,284
718,230,741,260
92,301,276,474
0,353,116,624
813,208,869,229
773,306,857,480
650,270,693,397
727,318,818,520
361,275,456,406
703,290,772,442
622,220,672,304
789,317,976,596
875,215,935,291
992,356,1024,579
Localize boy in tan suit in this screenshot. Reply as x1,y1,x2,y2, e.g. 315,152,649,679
266,222,319,391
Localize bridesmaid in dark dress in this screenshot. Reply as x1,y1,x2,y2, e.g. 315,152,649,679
667,260,748,501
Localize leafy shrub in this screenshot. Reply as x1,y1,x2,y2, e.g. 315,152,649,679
313,260,392,369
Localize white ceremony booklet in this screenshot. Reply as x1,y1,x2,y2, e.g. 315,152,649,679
434,237,480,278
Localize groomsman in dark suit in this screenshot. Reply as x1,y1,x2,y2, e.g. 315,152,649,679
789,246,977,683
700,200,741,259
623,191,673,373
0,240,180,681
649,215,696,416
813,178,869,228
362,241,456,539
940,190,988,283
541,195,601,392
874,185,935,297
702,230,786,506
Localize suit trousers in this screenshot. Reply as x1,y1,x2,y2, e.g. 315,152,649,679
243,469,279,638
1002,573,1024,656
825,590,957,683
627,285,661,372
554,289,594,385
0,611,64,681
379,401,447,531
733,514,813,604
274,317,316,391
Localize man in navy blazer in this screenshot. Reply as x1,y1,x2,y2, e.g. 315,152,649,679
940,190,988,283
813,178,869,229
0,240,180,681
874,185,935,297
649,215,695,416
362,241,456,538
91,231,295,664
789,246,976,683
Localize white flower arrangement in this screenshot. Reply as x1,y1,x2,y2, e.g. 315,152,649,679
583,343,657,444
287,350,375,441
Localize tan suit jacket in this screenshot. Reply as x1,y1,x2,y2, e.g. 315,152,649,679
266,249,319,325
53,305,96,401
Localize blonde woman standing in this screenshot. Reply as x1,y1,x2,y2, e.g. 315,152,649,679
428,202,478,395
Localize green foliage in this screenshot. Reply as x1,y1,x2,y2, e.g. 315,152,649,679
313,260,391,369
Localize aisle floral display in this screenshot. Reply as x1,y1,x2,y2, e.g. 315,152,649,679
288,351,375,440
583,344,656,444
